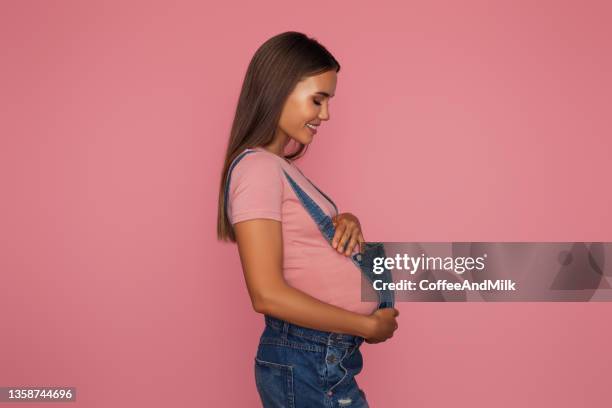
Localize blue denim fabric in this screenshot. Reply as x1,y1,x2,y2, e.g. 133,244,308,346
255,315,369,408
225,149,395,407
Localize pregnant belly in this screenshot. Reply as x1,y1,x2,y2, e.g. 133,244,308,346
283,249,379,315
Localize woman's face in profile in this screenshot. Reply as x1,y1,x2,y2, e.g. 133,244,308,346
276,70,337,146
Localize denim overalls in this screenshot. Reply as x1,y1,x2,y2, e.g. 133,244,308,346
225,148,395,408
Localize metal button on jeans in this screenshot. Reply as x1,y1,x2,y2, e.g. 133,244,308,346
326,355,337,364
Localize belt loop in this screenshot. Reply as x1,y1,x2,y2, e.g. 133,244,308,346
281,321,289,340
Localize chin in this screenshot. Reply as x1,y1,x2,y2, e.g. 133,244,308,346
290,134,313,146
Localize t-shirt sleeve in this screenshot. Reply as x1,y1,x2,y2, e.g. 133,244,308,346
227,153,283,225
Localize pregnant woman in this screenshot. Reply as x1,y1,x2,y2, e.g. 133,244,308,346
217,31,399,408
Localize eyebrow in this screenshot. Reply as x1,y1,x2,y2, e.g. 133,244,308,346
315,92,334,97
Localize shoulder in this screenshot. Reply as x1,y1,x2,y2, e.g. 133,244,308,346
229,150,287,192
227,150,284,224
235,149,280,168
232,150,283,179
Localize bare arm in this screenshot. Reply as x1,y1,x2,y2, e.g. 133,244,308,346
233,218,378,338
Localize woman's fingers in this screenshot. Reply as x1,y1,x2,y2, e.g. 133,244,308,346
339,226,363,255
332,222,346,249
357,231,365,254
332,215,365,256
345,234,359,255
344,225,365,255
336,227,352,254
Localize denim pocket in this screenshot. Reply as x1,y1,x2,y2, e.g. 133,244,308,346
254,357,295,408
341,345,364,375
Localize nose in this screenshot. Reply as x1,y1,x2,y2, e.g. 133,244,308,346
318,101,330,121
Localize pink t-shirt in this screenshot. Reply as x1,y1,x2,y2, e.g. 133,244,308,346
227,146,378,315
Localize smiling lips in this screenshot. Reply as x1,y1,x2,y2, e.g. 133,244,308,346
305,123,318,135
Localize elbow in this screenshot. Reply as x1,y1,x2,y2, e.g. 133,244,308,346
252,298,268,314
251,296,267,314
251,287,282,315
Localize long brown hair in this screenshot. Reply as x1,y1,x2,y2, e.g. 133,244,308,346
217,31,341,242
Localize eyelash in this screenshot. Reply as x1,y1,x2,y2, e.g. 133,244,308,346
313,100,321,106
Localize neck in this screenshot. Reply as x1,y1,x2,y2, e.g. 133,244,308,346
265,129,293,155
261,137,290,157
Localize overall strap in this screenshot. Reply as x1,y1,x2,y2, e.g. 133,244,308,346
289,165,339,216
282,169,337,242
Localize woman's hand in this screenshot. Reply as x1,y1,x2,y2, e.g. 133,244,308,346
364,308,399,344
331,212,365,256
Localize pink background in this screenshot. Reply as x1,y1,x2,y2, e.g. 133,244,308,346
1,1,611,407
